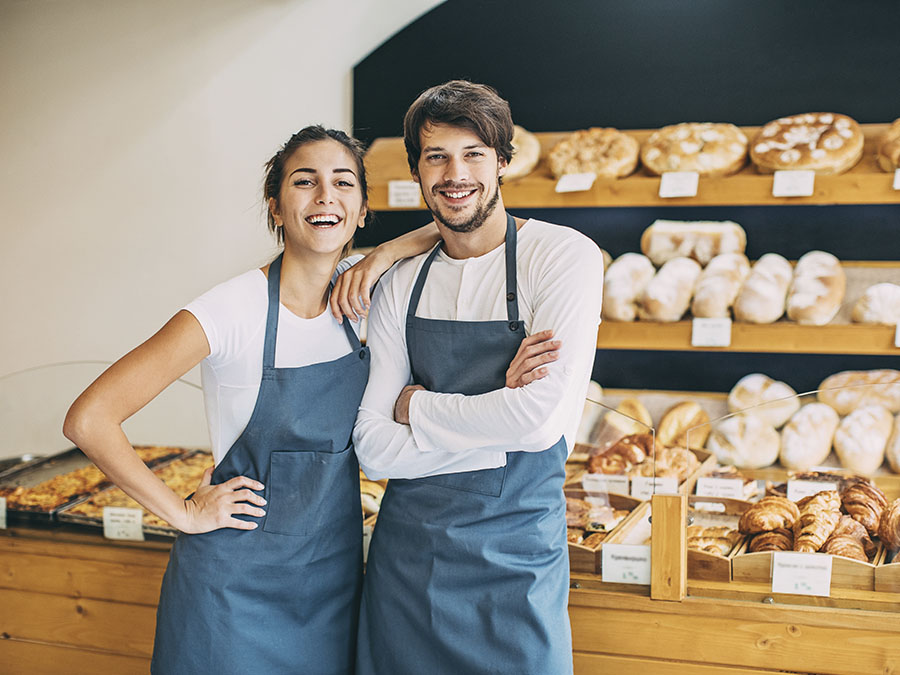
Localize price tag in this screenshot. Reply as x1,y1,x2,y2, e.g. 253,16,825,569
602,543,652,585
362,522,374,564
786,480,838,502
695,477,745,499
555,172,596,193
658,171,699,198
102,506,144,541
771,551,832,597
631,476,679,500
772,170,815,197
691,317,732,347
895,323,900,348
894,168,900,190
387,180,422,208
0,497,6,530
582,473,630,495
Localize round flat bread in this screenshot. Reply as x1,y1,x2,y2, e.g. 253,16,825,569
505,125,541,181
877,118,900,172
548,127,639,179
640,122,748,177
750,112,863,174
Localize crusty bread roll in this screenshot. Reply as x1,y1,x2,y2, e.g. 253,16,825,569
598,248,613,271
817,369,900,415
602,253,656,322
637,257,702,322
727,373,800,428
851,283,900,325
833,404,893,475
691,253,751,318
779,403,840,472
707,413,780,469
548,127,640,179
785,251,846,325
877,118,900,172
733,253,793,324
505,125,541,180
599,397,653,439
640,123,748,177
887,414,900,473
640,219,746,267
657,401,710,449
750,113,864,175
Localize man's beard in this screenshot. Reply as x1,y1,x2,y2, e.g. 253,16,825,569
428,181,500,233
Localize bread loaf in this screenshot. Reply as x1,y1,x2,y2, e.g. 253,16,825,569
779,403,840,471
851,283,900,325
727,373,800,428
750,113,864,175
877,118,900,172
785,251,846,325
599,248,613,271
738,496,800,535
640,123,748,177
638,257,702,322
505,125,541,180
733,253,793,324
691,253,751,318
841,482,888,537
817,369,900,415
793,490,841,553
657,401,710,449
640,220,746,267
887,414,900,473
602,253,656,322
707,413,780,469
599,397,653,439
833,404,893,474
548,127,640,179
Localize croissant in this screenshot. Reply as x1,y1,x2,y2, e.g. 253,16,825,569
878,498,900,551
841,482,888,537
822,536,868,562
686,525,741,557
823,515,876,560
749,528,793,552
793,490,841,553
587,433,653,474
738,496,800,534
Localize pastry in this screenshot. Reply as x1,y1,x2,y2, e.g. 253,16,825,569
785,251,845,325
691,253,751,318
629,445,700,482
779,403,840,472
686,525,742,556
749,528,794,553
360,479,385,515
505,125,541,180
566,497,592,528
841,482,888,537
548,127,639,179
582,532,608,548
657,401,710,449
584,505,630,533
707,413,780,469
733,253,793,324
817,369,900,415
738,496,800,535
876,118,900,172
887,414,900,473
793,490,841,553
878,499,900,551
599,397,653,439
750,113,864,174
640,123,748,177
822,515,876,561
726,373,799,428
587,433,654,474
601,253,656,322
833,404,893,474
637,257,702,322
640,219,746,267
567,528,585,544
851,283,900,325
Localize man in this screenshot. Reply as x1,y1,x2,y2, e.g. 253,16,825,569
354,80,604,675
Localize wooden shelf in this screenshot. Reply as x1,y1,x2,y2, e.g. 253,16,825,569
365,123,900,210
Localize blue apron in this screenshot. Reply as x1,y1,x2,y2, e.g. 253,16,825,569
152,253,369,674
357,214,572,675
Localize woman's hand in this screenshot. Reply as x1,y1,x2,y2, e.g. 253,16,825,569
180,468,267,534
330,248,393,323
506,330,561,388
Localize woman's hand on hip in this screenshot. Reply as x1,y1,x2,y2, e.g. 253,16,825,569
180,468,267,533
506,330,561,388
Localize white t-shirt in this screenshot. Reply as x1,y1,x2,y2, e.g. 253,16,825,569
353,219,604,480
185,257,362,465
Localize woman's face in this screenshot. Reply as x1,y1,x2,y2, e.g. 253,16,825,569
270,139,366,257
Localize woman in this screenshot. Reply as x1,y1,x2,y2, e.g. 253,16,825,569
63,125,558,673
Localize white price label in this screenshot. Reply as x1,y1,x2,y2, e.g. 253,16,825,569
771,551,832,597
695,477,745,499
555,172,597,193
102,506,144,541
631,476,679,500
786,480,838,502
691,317,733,347
894,168,900,190
582,473,630,495
895,323,900,348
362,523,374,565
772,170,815,197
602,543,652,584
387,180,422,208
658,171,699,198
0,497,6,530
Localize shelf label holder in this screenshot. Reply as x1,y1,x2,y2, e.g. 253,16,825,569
103,506,144,541
602,543,652,585
695,476,745,499
894,168,900,190
555,172,596,193
691,317,733,347
771,551,832,597
786,480,838,501
772,170,815,197
658,171,699,198
583,473,629,495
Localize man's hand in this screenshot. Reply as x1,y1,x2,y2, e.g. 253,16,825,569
506,330,561,388
394,384,425,424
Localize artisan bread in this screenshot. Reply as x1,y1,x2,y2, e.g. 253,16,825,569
779,403,840,472
833,404,893,475
657,401,710,449
726,373,800,428
505,125,541,181
640,123,748,177
793,490,842,553
851,283,900,325
887,414,900,473
785,251,846,325
640,219,746,267
602,253,656,322
637,257,702,322
877,118,900,172
750,113,864,175
691,253,751,318
817,369,900,414
548,127,639,179
733,253,793,324
707,413,780,469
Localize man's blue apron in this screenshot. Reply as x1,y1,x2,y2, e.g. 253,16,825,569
357,214,572,674
152,253,369,674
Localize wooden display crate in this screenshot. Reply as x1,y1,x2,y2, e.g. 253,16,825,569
875,547,900,592
686,495,752,582
566,490,643,575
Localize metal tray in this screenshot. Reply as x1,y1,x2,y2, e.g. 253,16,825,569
0,453,45,480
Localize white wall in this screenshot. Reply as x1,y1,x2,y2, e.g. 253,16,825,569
0,0,443,457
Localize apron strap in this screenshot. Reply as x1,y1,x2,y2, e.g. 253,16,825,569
262,252,284,370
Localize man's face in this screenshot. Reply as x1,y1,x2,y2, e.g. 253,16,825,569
413,123,507,233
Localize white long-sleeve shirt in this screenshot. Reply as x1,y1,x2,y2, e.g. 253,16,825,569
354,218,604,480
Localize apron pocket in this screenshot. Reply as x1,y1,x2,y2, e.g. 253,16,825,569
417,464,506,497
263,445,356,536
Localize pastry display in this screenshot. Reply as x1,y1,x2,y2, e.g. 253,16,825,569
738,496,800,535
548,127,640,179
686,525,742,557
878,498,900,551
505,125,541,180
833,404,893,474
640,219,746,267
887,414,900,473
876,118,900,172
601,253,656,322
565,497,629,536
822,515,876,562
793,490,841,553
749,528,794,553
750,113,864,174
637,256,702,322
726,373,799,428
841,482,888,537
640,123,748,177
628,445,700,482
656,401,710,449
785,251,846,325
851,283,900,325
732,253,793,324
817,369,900,415
707,413,780,469
690,253,751,318
779,403,840,472
587,433,653,474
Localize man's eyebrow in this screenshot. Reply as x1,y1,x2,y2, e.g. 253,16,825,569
422,144,487,152
289,167,357,177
